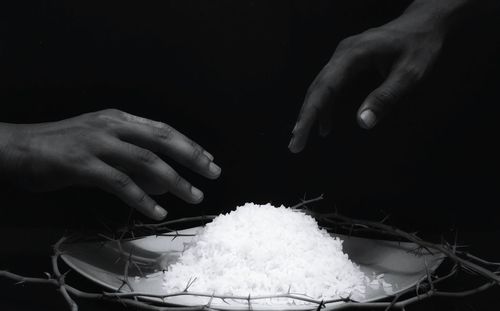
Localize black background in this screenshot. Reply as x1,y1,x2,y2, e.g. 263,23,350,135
1,1,500,310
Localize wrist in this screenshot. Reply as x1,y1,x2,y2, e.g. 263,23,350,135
0,123,13,167
404,0,475,33
0,123,29,177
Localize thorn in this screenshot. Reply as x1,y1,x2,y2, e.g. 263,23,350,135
453,229,459,253
424,259,434,291
97,233,115,241
380,214,390,224
115,295,127,307
384,297,397,311
62,270,71,279
183,276,197,292
206,291,215,308
315,300,325,311
117,281,125,292
132,261,145,278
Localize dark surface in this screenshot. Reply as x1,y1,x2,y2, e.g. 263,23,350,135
1,1,500,310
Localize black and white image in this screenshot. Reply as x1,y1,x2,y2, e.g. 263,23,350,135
1,1,499,310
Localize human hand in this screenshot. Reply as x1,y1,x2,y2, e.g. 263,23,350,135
0,109,221,220
289,0,472,153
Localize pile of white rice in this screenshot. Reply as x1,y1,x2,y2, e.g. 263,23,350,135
162,203,367,303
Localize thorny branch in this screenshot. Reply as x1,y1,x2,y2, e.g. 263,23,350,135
1,195,500,310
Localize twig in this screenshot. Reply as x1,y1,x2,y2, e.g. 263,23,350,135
52,237,78,311
311,211,500,284
2,195,500,310
290,194,324,209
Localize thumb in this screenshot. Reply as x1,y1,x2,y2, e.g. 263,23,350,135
357,66,422,129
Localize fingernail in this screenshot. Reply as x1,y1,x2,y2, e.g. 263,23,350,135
154,205,168,219
203,150,214,161
209,162,221,176
288,137,294,150
191,186,204,201
360,109,377,129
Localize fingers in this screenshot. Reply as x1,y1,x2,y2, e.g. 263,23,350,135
357,63,422,129
114,113,221,180
82,160,168,221
98,139,204,204
289,45,368,153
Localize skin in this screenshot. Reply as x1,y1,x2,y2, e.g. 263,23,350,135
0,109,221,220
288,0,475,153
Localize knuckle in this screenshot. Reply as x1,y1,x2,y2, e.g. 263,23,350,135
86,110,125,131
372,87,398,107
347,45,370,58
172,173,184,188
79,132,113,156
400,67,424,84
309,73,333,97
190,145,204,163
68,150,92,167
337,36,358,51
362,27,397,45
304,85,316,99
312,74,335,99
337,35,370,54
299,102,322,124
312,73,329,89
136,192,148,205
135,148,159,165
102,108,125,118
330,44,367,67
310,103,322,117
111,172,132,189
155,124,175,141
306,78,322,96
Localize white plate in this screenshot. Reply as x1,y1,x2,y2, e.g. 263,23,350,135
61,227,443,310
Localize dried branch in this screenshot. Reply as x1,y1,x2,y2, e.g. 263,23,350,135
1,194,500,311
310,210,500,284
290,194,324,209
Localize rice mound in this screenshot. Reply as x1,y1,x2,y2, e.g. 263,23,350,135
162,203,366,303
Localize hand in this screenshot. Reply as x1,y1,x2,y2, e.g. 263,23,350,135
288,0,472,153
0,109,221,220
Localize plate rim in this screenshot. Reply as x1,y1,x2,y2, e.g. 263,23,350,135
61,227,445,310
